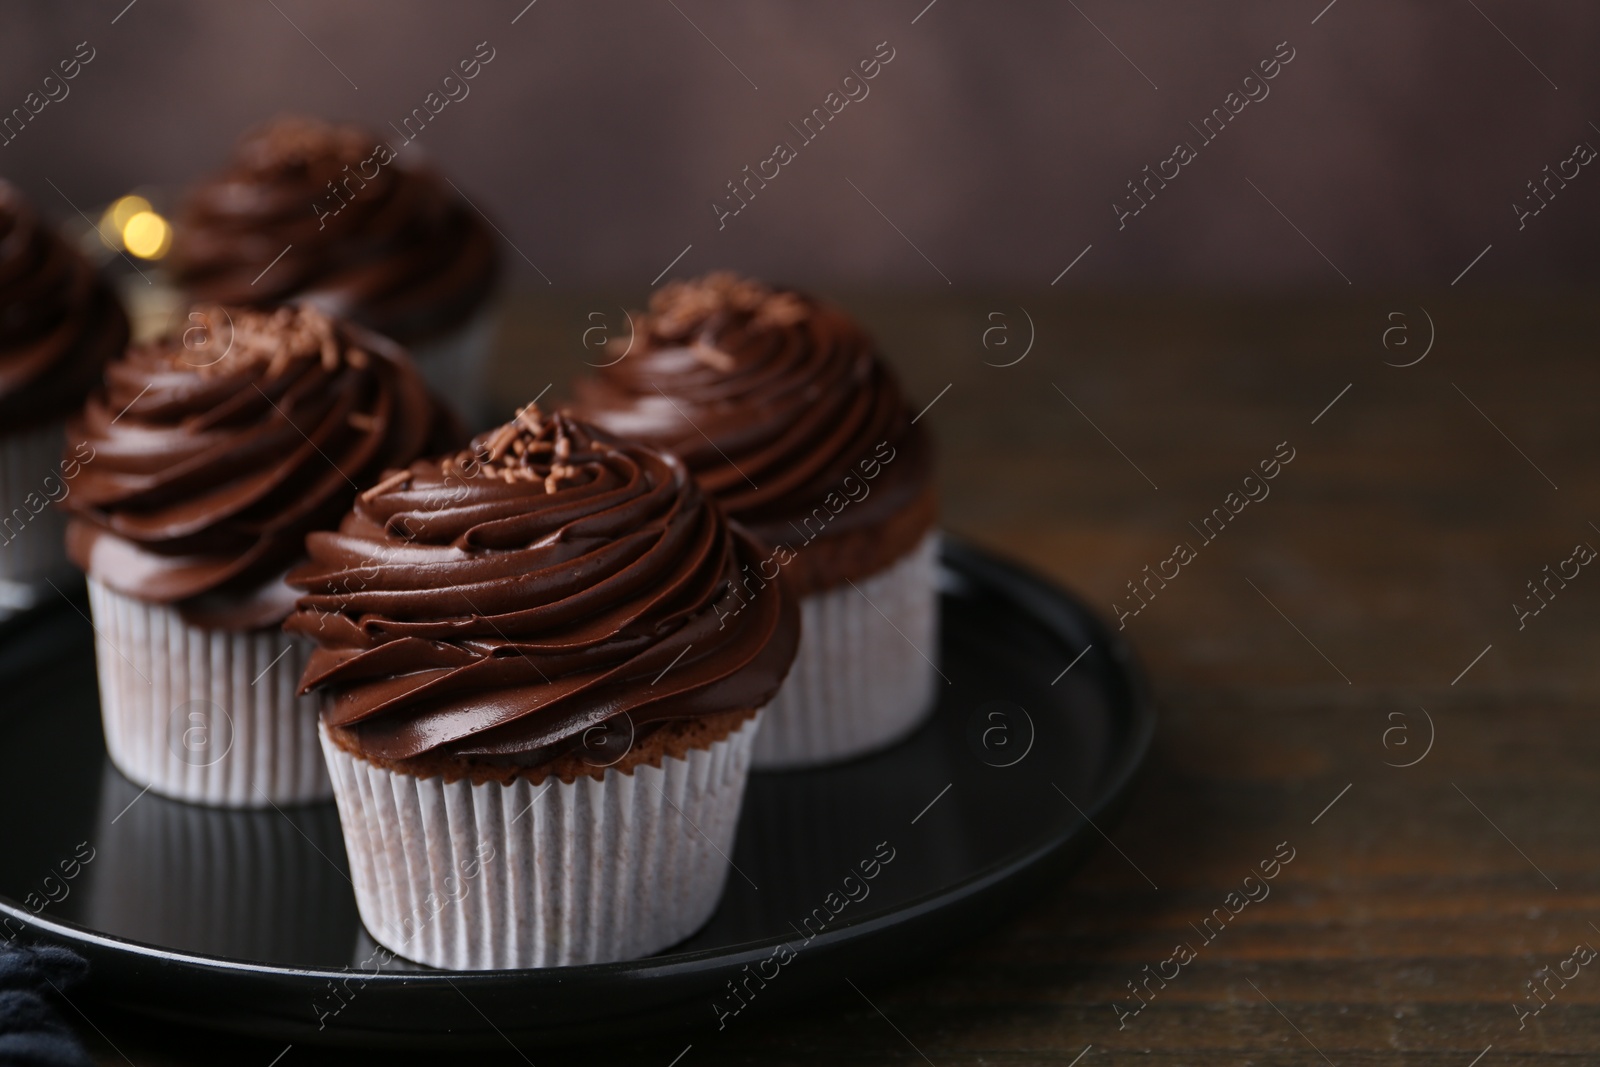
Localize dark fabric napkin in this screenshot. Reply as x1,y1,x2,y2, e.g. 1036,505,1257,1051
0,943,92,1067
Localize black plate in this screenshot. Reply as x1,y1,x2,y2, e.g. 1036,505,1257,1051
0,541,1153,1048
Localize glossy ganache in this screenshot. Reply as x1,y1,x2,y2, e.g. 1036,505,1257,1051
286,407,799,771
0,181,129,429
64,305,450,628
167,116,499,344
570,272,931,556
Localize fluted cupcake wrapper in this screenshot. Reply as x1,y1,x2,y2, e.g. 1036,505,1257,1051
408,304,499,431
752,529,941,770
0,420,73,606
319,711,762,970
87,579,329,808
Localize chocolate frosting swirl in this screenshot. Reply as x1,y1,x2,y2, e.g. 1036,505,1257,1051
570,273,931,551
0,181,129,429
168,116,499,344
285,406,799,764
64,305,455,629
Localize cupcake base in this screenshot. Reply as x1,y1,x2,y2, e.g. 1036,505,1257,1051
87,579,329,808
319,710,763,970
408,305,499,431
752,530,940,770
0,420,74,611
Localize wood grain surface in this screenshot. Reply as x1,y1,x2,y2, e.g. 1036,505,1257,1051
87,289,1600,1065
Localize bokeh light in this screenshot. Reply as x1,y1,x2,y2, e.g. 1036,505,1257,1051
121,210,172,259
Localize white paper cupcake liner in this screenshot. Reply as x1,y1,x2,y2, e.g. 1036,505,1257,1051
408,303,499,431
319,710,763,969
752,529,940,770
0,419,74,610
87,578,329,808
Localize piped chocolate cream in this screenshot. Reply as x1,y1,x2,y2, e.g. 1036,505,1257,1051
0,180,128,428
64,304,453,629
570,272,935,593
167,115,499,345
286,405,799,781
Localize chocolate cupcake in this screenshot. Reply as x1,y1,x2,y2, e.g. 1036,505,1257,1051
287,406,798,968
64,304,453,807
0,181,128,608
571,273,939,769
168,115,501,425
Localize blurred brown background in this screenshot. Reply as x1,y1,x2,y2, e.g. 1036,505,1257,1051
2,0,1596,291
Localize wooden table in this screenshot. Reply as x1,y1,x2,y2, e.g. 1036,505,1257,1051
86,290,1600,1064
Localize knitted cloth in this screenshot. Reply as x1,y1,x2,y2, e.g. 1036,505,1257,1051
0,943,92,1067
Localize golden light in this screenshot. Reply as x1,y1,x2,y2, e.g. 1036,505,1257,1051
106,194,151,231
121,210,172,259
97,194,152,251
